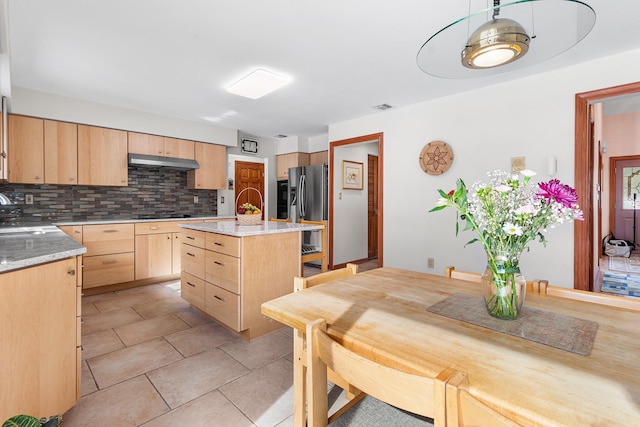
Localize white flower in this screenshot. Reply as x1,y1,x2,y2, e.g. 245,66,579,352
520,169,537,177
435,197,449,207
502,222,523,236
494,185,511,193
515,204,537,215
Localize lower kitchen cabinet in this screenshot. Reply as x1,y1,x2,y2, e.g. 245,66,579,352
135,233,173,279
0,257,80,421
181,271,205,310
82,223,135,288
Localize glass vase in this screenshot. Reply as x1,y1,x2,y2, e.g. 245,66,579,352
481,250,526,320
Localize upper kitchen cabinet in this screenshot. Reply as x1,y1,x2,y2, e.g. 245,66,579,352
44,120,78,185
78,125,128,186
276,152,309,180
128,132,195,160
187,142,226,190
8,115,44,184
309,150,328,166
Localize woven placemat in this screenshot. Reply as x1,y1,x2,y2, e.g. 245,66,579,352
427,293,598,356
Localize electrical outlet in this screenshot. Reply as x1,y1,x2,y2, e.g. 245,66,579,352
427,257,434,269
221,196,225,203
25,194,33,205
194,195,199,203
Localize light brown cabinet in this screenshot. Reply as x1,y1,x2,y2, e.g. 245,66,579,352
0,257,80,421
309,150,328,166
128,132,195,160
8,115,44,184
78,125,128,186
44,120,78,184
276,152,309,180
82,223,135,288
181,228,301,340
187,142,226,189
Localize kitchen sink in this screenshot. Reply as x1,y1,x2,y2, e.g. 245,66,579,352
0,225,60,235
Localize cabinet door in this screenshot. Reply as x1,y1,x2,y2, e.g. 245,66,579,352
44,120,78,185
172,233,181,273
8,115,44,184
309,151,328,165
128,132,164,156
163,137,195,159
187,142,226,189
135,233,173,279
78,125,128,186
0,257,77,421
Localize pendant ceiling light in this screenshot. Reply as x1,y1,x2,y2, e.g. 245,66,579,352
417,0,596,79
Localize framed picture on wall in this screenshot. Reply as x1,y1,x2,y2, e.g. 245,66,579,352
342,160,363,190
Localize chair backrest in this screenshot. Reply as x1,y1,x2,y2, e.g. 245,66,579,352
525,279,548,294
294,263,358,292
299,219,328,272
445,371,521,427
268,217,292,222
444,266,481,283
545,285,640,312
306,318,455,427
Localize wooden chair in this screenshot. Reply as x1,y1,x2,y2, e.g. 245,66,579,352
307,318,456,427
299,219,328,273
444,266,481,283
445,371,521,426
545,284,640,312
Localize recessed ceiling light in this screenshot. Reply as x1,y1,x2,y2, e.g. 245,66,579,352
373,103,393,111
226,69,291,99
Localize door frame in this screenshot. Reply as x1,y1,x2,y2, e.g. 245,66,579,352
329,133,383,269
574,81,640,290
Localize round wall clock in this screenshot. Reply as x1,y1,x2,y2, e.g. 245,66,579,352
419,141,454,175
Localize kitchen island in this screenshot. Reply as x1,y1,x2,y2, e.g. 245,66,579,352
179,220,323,340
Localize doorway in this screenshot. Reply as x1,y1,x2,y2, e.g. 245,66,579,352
235,161,265,219
610,156,640,246
329,133,383,269
574,81,640,291
367,154,379,260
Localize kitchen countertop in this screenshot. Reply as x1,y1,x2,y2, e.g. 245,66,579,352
53,215,236,226
180,220,324,237
0,226,86,273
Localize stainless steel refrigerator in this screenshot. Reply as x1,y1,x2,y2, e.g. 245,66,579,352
288,164,328,223
288,164,328,264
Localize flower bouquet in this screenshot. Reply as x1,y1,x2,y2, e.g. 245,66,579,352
431,170,583,319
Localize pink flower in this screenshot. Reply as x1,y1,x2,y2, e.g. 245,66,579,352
537,179,578,208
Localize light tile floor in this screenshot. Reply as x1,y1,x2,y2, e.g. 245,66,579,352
64,259,379,427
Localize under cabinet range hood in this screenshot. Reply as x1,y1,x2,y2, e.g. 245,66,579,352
127,153,199,170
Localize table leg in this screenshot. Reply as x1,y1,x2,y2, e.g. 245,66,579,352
293,329,306,427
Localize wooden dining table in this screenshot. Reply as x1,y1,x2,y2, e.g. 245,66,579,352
261,267,640,426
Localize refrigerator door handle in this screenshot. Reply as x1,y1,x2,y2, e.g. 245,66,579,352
299,174,306,217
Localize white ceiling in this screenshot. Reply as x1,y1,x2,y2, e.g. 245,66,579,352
4,0,640,139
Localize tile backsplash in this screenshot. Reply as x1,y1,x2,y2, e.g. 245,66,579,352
0,167,218,222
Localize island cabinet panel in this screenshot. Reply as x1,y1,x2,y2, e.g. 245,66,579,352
181,271,205,310
181,227,302,340
0,257,79,421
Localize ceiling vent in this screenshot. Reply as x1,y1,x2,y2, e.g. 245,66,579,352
273,134,288,138
373,103,393,111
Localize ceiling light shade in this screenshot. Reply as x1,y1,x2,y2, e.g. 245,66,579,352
462,18,530,68
416,0,596,79
226,69,291,99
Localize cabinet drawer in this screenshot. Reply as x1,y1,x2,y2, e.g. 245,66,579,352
82,252,135,288
59,225,83,243
181,228,205,248
135,221,181,235
83,224,134,256
205,233,240,257
181,243,205,279
181,272,205,310
205,283,240,331
205,250,240,293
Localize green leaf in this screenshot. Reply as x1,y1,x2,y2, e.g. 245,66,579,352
429,205,446,212
3,415,41,427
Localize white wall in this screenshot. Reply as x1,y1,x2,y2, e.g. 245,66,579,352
332,141,378,264
328,48,640,288
10,87,238,146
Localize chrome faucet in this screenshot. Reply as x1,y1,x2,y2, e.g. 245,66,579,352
0,193,12,205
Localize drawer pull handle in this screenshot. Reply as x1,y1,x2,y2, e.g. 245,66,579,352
74,230,81,234
214,261,224,266
68,269,76,276
214,295,225,302
187,281,196,287
186,236,195,240
102,259,117,264
150,226,159,230
186,252,196,257
103,229,118,233
214,242,224,246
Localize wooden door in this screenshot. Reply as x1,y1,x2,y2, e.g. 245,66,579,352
367,154,378,259
611,156,640,246
235,161,264,218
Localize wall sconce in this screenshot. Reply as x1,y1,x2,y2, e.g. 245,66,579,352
547,156,557,176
